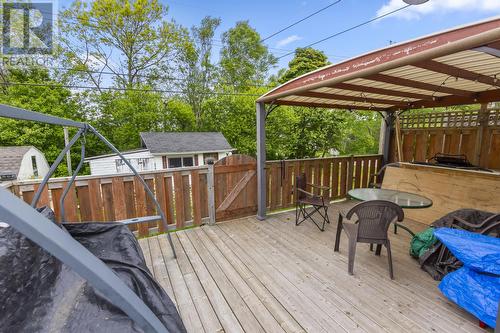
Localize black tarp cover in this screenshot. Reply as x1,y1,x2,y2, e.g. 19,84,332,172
0,207,186,333
419,208,495,281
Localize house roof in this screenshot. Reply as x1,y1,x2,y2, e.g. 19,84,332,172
258,17,500,111
140,132,233,154
0,146,33,176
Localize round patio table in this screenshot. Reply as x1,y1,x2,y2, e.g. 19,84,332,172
347,188,433,236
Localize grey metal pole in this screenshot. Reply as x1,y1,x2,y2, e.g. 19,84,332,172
256,102,267,220
88,125,176,258
64,127,72,176
381,111,395,165
0,188,168,333
31,128,84,207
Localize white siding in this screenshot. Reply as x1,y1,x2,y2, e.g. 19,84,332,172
17,147,50,180
88,151,154,176
87,150,234,175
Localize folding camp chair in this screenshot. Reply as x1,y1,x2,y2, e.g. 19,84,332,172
294,173,330,231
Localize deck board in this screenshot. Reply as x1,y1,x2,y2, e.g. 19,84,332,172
139,202,485,333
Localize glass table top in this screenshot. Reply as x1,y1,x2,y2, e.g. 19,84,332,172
348,188,433,209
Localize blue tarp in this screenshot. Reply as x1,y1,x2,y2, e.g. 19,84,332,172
434,228,500,328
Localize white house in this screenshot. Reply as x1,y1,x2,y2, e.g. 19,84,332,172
85,132,234,176
0,146,50,181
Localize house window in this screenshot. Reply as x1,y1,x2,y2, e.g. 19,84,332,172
203,153,218,164
115,159,131,173
168,157,182,168
137,158,150,170
183,157,194,167
31,156,38,177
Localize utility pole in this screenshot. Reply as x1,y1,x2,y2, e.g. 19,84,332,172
63,127,72,176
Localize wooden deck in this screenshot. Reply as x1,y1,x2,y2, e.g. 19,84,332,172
139,201,484,333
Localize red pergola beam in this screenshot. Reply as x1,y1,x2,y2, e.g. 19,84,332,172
332,82,434,101
366,73,473,97
414,60,500,88
388,88,500,111
295,91,405,108
274,99,388,111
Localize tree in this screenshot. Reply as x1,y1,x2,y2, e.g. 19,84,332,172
219,21,276,91
83,90,195,150
0,67,83,176
179,16,221,127
60,0,187,90
271,48,342,159
278,47,330,84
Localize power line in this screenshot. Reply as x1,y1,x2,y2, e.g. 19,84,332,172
277,4,411,59
45,66,275,88
261,0,343,42
0,81,263,96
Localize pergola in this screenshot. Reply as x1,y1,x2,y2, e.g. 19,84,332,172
255,16,500,220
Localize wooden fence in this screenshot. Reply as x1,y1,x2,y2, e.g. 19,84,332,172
4,167,211,237
391,107,500,170
3,154,382,237
266,154,382,211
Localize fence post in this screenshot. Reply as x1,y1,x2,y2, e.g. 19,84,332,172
206,160,216,225
475,103,489,167
347,155,355,193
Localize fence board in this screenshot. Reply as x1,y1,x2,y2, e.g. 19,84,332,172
33,183,50,208
173,172,185,229
123,180,137,231
76,185,92,221
62,182,79,222
155,174,168,233
134,178,149,237
112,177,127,221
191,170,202,226
87,179,104,221
182,174,192,223
101,183,114,222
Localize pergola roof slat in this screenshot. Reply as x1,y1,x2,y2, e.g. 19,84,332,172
414,59,500,88
274,99,388,111
366,73,472,97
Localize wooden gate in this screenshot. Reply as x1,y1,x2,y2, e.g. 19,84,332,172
214,154,257,221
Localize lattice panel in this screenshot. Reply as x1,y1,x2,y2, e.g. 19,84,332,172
400,108,500,129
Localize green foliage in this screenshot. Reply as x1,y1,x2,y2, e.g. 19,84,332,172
179,16,221,126
0,67,82,176
219,21,277,90
201,88,265,156
278,48,330,84
60,0,187,89
0,2,386,174
82,90,195,150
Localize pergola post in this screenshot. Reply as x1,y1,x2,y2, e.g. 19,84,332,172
379,111,395,165
256,102,267,220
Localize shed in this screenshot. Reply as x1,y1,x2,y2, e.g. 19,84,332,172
0,146,49,181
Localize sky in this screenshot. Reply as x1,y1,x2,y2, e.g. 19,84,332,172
58,0,500,75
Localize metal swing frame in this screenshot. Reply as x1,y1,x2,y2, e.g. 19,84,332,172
0,103,177,333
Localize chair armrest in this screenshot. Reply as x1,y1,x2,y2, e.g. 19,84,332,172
307,183,331,190
297,188,317,198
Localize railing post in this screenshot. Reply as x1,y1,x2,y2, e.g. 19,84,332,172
475,103,489,167
206,160,216,225
347,155,355,192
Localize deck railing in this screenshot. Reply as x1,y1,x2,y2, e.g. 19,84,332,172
4,154,382,237
266,154,382,211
